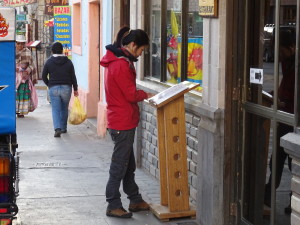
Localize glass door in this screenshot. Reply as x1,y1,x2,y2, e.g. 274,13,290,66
239,0,297,224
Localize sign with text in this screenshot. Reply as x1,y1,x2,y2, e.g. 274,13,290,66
2,0,37,7
45,0,69,16
199,0,218,17
16,14,27,34
16,14,26,21
54,6,72,58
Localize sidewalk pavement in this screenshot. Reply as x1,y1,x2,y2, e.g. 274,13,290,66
14,87,198,225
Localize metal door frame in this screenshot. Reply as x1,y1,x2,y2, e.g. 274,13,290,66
226,0,299,224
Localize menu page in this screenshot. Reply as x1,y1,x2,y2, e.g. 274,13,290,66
148,82,188,106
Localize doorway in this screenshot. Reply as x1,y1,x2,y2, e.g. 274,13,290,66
227,1,297,225
88,1,100,118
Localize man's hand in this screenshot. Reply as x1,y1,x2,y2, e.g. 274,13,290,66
32,79,38,85
74,91,79,97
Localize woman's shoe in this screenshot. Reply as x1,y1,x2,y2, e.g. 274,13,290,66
128,200,150,212
106,207,132,218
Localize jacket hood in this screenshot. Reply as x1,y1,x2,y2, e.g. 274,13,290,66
100,44,137,67
49,55,69,65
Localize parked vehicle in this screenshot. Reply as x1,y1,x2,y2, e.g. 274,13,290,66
0,7,19,225
263,23,296,62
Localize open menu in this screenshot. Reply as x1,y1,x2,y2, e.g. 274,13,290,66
148,81,199,106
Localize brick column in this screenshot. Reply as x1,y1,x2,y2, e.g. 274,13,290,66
281,132,300,225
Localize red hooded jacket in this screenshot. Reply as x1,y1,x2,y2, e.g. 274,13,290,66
100,45,148,130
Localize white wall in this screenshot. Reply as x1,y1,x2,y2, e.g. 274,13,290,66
202,1,226,110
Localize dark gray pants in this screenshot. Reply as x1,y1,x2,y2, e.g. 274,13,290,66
106,128,143,210
265,123,293,205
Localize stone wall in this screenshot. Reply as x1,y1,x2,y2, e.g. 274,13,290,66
281,132,300,225
138,101,201,205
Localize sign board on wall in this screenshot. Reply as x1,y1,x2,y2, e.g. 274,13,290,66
0,7,15,41
54,6,72,58
2,0,37,7
16,14,27,34
16,14,26,21
45,0,69,16
199,0,218,17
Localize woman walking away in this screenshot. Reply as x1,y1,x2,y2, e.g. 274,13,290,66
42,42,78,138
100,27,154,219
15,35,38,118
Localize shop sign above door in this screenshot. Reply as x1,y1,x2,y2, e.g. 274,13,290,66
2,0,37,7
199,0,218,17
45,0,69,16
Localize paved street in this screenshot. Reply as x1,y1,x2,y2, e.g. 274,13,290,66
13,84,291,225
14,87,197,225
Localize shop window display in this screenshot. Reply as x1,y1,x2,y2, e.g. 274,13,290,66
149,0,203,91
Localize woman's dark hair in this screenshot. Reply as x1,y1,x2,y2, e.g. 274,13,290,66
279,28,296,48
114,26,149,48
51,42,63,54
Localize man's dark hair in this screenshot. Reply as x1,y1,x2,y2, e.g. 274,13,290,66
51,42,63,54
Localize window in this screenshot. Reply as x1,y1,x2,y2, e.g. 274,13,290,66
146,0,203,91
150,1,162,79
72,0,82,55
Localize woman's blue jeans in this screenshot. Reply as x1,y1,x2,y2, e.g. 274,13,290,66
49,85,72,131
106,128,143,210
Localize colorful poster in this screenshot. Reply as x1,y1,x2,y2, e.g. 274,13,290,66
0,7,15,41
187,38,203,87
167,37,203,90
54,6,72,58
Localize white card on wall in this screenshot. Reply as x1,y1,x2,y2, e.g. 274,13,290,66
0,7,16,41
250,68,263,84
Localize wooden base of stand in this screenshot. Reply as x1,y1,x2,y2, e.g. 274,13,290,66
150,204,196,222
263,204,271,216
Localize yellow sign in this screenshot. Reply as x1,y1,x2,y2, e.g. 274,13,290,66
199,0,218,17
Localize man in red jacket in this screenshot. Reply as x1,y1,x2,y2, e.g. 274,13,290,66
100,27,154,218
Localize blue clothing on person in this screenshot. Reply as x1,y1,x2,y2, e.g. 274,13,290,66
49,85,72,132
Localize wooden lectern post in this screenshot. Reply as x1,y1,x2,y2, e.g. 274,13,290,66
147,82,199,221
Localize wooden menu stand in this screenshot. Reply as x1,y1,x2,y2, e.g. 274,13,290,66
147,81,199,221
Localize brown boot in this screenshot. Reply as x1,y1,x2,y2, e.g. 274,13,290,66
128,200,150,212
106,207,132,218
